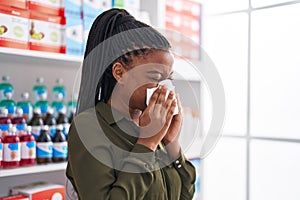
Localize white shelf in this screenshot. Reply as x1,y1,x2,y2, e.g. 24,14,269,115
0,47,83,63
0,162,67,178
0,47,82,69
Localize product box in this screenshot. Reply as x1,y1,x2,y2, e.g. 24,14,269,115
113,0,140,10
0,5,29,50
83,16,94,53
165,10,200,41
166,0,201,18
10,182,65,200
0,195,28,200
83,0,111,19
28,0,65,17
0,0,27,10
29,11,66,53
65,0,82,18
66,16,83,56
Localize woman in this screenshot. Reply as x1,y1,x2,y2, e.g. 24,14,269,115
66,8,196,199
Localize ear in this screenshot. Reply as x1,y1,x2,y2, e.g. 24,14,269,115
112,62,126,82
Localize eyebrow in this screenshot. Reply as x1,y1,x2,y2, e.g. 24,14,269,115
147,70,174,77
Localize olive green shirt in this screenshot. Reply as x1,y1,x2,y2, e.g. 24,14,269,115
66,102,196,199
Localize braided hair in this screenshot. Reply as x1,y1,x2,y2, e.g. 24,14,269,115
77,8,171,113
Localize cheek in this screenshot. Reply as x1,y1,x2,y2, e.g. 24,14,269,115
129,83,157,108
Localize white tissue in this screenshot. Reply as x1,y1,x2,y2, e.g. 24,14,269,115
146,80,179,115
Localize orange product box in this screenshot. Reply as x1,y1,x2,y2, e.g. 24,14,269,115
28,0,64,17
166,0,201,18
10,182,65,200
29,11,66,54
165,10,200,33
0,0,27,10
0,195,28,200
165,11,200,42
0,5,29,50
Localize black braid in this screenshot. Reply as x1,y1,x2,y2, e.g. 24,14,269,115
84,8,171,104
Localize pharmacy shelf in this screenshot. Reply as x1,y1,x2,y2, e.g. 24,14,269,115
0,47,82,68
0,162,67,178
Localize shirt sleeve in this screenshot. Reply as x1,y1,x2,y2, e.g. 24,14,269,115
67,122,159,200
173,151,196,200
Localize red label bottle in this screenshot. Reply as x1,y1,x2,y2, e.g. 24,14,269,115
2,126,20,168
0,108,12,138
0,137,2,167
20,125,36,166
12,108,26,137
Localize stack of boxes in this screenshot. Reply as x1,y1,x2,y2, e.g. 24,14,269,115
0,1,29,50
82,0,112,53
0,0,66,53
0,0,145,56
165,0,201,60
65,0,83,56
113,0,140,17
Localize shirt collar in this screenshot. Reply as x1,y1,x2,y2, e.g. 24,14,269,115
95,102,125,125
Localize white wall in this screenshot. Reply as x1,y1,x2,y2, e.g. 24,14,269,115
201,0,300,200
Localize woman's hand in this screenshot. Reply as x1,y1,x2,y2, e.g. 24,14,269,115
163,95,183,159
137,86,177,151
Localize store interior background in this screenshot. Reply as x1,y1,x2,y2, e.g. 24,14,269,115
1,0,300,199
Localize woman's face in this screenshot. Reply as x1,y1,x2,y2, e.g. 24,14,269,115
115,50,174,112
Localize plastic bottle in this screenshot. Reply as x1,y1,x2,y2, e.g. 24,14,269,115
0,108,12,138
56,108,70,140
34,92,49,118
51,93,66,118
12,108,26,137
0,136,2,167
67,93,77,119
16,92,33,122
0,92,16,119
19,125,36,166
28,108,43,140
0,76,13,102
52,78,66,102
36,125,53,164
2,126,20,168
52,125,67,162
32,77,47,104
68,108,75,124
44,108,57,139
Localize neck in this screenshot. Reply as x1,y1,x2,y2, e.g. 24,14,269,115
107,97,141,125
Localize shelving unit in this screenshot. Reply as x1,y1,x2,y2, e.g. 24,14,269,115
0,163,67,178
0,0,203,198
0,48,80,196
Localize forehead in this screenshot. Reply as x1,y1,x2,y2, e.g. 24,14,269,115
131,50,174,74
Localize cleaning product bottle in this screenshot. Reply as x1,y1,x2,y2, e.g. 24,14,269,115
0,76,13,102
52,124,67,162
12,108,26,137
32,77,47,104
2,126,20,168
52,78,66,102
20,125,36,166
16,92,33,122
0,91,16,119
0,136,2,167
0,108,12,138
68,108,75,124
67,93,77,120
34,92,49,119
28,108,44,139
36,125,53,164
44,108,56,139
56,108,70,139
51,93,66,118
